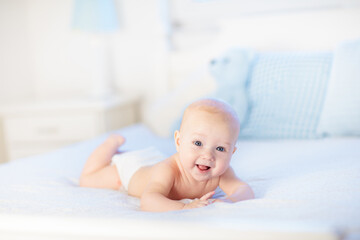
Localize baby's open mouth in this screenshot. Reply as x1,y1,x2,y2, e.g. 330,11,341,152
196,164,211,171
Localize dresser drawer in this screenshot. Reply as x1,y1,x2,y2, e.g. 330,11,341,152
0,95,140,162
4,114,99,143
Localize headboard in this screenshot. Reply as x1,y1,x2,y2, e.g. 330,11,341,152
168,7,360,88
214,8,360,51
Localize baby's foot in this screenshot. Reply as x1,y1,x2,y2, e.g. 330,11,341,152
107,134,126,147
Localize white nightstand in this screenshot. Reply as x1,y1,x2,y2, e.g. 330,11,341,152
0,95,140,162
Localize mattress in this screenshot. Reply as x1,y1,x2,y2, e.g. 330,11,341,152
0,124,359,240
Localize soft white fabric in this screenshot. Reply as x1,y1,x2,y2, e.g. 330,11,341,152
112,147,166,190
0,124,359,239
317,39,360,136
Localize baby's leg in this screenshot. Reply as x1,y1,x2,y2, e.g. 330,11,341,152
79,135,125,190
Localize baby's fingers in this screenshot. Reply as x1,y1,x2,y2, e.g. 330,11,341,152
200,191,215,201
184,199,209,209
194,200,211,208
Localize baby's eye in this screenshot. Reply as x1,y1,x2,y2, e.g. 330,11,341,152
194,141,202,147
216,146,225,152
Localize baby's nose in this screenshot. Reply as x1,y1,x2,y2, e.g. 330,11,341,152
201,149,215,161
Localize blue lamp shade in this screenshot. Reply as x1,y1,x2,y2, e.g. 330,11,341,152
72,0,119,32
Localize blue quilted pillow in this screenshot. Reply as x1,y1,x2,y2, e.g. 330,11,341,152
240,52,332,139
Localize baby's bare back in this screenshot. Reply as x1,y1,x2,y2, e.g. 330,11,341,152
126,155,219,200
126,165,153,197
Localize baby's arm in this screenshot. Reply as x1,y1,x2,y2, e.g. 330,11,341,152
141,163,214,212
141,163,184,212
79,135,124,190
218,167,254,203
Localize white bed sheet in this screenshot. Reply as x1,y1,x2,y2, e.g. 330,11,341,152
0,124,359,239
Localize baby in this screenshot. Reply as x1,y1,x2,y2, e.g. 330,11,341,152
79,98,254,212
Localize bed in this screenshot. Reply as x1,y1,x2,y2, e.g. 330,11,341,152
0,124,359,239
1,6,360,240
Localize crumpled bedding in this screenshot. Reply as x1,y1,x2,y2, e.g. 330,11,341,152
0,124,359,239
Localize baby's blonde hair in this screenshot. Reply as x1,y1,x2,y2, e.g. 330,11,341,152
180,98,240,135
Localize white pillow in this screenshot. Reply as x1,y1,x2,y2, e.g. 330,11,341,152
317,39,360,136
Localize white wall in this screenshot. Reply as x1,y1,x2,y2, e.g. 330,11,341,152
0,0,34,102
112,0,170,102
167,0,360,89
0,0,169,117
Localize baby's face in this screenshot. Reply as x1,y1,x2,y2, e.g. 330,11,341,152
175,110,238,182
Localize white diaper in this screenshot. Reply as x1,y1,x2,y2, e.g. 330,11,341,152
111,147,166,191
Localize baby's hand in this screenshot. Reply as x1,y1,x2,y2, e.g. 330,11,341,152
183,191,215,210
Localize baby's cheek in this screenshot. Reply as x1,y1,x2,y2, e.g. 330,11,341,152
217,158,231,170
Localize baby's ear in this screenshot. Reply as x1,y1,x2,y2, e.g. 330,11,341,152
232,146,237,154
174,130,180,152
